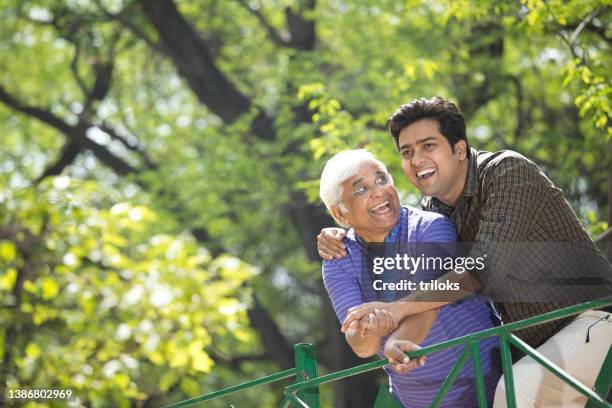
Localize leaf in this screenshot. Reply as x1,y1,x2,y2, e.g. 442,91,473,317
25,342,41,359
191,351,213,373
0,268,17,290
159,371,178,392
114,373,130,389
41,277,59,300
403,64,417,80
595,115,607,128
180,377,200,397
0,241,17,262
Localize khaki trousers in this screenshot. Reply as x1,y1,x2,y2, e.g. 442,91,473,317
493,310,612,408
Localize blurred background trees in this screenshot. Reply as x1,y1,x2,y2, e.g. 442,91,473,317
0,0,610,406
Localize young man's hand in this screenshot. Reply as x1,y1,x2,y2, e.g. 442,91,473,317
317,228,347,260
384,340,426,374
342,301,403,333
355,308,397,338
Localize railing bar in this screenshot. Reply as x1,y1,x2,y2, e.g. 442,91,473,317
166,297,612,408
286,393,311,408
286,297,612,393
485,298,611,332
507,334,610,408
403,298,612,359
162,368,296,408
405,298,612,359
278,395,292,408
428,346,470,408
500,335,516,408
469,341,488,408
285,359,388,392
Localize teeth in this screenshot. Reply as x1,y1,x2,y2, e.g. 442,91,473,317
417,168,435,177
370,201,389,211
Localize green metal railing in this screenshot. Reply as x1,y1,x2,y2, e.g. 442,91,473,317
165,296,612,408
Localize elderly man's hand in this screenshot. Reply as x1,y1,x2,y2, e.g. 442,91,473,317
384,340,426,374
355,308,396,338
317,228,347,260
342,301,403,333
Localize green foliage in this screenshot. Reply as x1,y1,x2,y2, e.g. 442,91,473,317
0,175,256,406
0,0,610,406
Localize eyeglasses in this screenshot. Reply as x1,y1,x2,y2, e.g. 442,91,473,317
350,173,392,199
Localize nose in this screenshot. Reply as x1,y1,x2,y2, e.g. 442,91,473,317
369,183,386,198
411,149,427,167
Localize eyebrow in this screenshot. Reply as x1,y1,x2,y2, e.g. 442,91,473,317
351,176,365,188
399,136,437,151
351,170,386,187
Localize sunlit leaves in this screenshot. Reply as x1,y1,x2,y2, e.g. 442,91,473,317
0,241,17,261
0,175,255,406
1,1,611,406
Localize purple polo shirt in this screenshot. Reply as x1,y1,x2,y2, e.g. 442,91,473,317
322,206,501,407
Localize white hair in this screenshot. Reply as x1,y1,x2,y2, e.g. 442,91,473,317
319,149,390,227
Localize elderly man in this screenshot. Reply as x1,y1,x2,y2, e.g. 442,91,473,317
318,97,612,407
319,149,501,408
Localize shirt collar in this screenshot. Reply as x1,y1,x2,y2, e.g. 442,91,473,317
385,218,401,243
462,148,479,199
348,208,403,245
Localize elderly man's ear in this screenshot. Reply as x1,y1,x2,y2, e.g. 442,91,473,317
331,206,350,227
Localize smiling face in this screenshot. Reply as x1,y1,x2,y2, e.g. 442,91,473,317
331,163,401,242
398,119,468,207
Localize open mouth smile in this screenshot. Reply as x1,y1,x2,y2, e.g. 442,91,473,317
369,200,392,215
416,168,436,180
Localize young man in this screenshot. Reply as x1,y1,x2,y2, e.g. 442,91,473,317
317,97,612,407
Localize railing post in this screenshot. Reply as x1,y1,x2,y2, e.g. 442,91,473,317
500,335,517,408
294,343,320,408
585,345,612,408
469,340,488,408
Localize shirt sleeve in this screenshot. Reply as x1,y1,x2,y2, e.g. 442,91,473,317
322,258,364,324
414,214,461,287
419,214,458,243
471,156,550,289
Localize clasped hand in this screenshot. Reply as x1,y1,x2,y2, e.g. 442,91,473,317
342,301,403,333
384,340,426,373
346,308,397,338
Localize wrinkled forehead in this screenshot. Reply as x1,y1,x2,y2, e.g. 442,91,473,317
345,162,389,184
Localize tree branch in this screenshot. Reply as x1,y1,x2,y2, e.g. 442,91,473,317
508,75,524,141
568,7,606,44
97,122,156,169
246,295,293,370
235,0,288,47
35,140,82,182
284,0,316,51
87,61,114,106
0,220,48,405
93,0,167,54
139,0,252,124
72,121,139,175
70,42,89,98
0,86,73,134
0,86,138,175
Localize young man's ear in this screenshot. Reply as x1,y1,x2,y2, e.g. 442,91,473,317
455,140,468,161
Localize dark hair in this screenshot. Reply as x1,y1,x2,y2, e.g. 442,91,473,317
387,97,470,157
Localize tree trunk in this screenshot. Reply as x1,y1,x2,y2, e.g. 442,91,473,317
608,144,612,226
137,2,380,405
